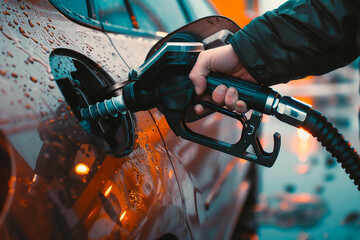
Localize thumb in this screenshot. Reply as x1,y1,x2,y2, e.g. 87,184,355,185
189,51,211,95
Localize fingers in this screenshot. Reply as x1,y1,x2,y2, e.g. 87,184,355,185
212,85,227,105
212,86,248,113
189,51,211,95
194,104,205,115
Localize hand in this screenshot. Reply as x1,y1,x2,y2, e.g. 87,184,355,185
189,44,258,115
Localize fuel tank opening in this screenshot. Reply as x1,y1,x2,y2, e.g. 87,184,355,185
49,48,135,157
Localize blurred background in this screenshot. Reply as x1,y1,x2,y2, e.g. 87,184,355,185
211,0,360,239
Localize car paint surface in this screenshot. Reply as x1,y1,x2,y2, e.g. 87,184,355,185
0,0,254,239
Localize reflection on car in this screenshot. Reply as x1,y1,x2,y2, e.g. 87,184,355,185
0,0,257,239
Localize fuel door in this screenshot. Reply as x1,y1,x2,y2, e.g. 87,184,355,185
49,48,134,157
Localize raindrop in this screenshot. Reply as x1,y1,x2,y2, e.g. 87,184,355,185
28,20,34,27
13,20,18,25
30,76,37,83
0,70,6,76
41,46,49,53
20,199,28,207
20,6,25,10
11,72,18,78
23,12,29,17
28,57,34,64
7,51,13,57
36,21,40,26
341,211,360,228
19,27,29,38
325,157,336,169
2,10,10,16
31,38,38,44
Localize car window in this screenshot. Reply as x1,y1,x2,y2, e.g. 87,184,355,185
51,0,189,34
92,0,188,32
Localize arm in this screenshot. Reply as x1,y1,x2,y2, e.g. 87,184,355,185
190,0,360,113
229,0,360,86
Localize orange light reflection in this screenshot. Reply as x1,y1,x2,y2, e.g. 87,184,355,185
75,163,90,175
296,128,311,162
168,169,173,179
119,211,126,222
104,185,112,197
298,128,310,141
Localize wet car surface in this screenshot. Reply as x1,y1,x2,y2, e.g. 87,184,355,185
0,0,256,239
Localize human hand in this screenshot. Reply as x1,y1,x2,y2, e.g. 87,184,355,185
189,44,257,115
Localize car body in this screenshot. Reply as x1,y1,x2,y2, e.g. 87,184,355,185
0,0,256,239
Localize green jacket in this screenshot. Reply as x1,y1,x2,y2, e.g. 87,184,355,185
229,0,360,86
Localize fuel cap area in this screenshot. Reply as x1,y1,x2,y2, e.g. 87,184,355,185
49,48,134,157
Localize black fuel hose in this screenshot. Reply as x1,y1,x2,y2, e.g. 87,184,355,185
302,109,360,190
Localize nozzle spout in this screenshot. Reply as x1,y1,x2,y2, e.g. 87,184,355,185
80,95,127,121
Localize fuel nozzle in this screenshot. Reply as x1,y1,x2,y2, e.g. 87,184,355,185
79,40,360,190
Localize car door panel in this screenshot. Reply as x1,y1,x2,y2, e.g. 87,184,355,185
0,0,188,239
149,108,254,239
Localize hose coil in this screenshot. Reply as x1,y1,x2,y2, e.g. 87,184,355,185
303,109,360,190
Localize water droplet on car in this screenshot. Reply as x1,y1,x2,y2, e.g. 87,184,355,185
30,76,37,83
19,27,29,38
28,20,34,27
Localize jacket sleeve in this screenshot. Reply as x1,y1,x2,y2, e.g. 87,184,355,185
228,0,360,86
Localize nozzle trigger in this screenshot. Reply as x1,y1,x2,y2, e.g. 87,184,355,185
238,111,281,167
168,101,281,167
